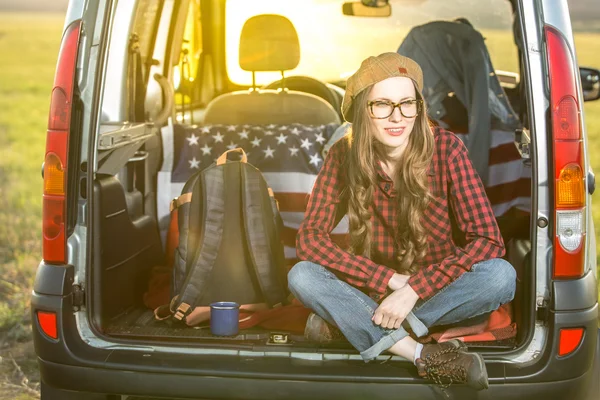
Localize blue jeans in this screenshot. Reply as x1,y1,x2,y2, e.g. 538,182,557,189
288,258,516,361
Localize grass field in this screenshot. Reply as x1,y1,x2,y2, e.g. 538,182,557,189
0,12,599,400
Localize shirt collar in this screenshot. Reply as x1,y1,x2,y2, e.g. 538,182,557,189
376,160,392,182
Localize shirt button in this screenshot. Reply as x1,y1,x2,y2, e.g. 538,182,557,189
384,184,390,191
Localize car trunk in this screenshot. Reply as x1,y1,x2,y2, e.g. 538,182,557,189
88,139,534,354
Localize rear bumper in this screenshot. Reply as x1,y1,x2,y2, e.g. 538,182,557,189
38,347,599,400
32,263,599,399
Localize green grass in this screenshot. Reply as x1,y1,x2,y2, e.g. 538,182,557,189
0,12,62,329
0,13,64,400
0,12,599,400
575,34,600,280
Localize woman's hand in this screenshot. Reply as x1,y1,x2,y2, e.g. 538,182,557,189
372,284,419,330
387,273,411,291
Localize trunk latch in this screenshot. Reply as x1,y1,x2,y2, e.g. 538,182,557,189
72,284,85,310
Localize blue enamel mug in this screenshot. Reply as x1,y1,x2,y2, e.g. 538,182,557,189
210,302,240,336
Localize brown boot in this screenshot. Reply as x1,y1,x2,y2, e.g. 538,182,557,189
304,312,345,343
415,340,489,390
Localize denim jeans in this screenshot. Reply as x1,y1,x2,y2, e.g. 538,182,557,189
288,258,516,361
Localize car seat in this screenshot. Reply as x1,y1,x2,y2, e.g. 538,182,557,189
203,14,341,125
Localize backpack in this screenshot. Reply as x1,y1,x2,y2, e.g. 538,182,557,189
158,148,289,324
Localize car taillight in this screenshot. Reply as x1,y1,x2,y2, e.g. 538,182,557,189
545,25,586,279
558,327,584,357
43,20,81,264
36,311,58,340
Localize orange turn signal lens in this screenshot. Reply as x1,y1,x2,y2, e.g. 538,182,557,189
558,327,584,356
556,163,584,207
43,153,65,196
37,311,58,340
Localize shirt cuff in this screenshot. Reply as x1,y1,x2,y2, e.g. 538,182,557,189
367,266,396,294
408,270,435,301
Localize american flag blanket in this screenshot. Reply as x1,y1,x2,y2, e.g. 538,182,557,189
454,130,531,218
157,122,349,264
157,123,531,263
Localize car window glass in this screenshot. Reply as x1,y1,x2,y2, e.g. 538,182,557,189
225,0,518,85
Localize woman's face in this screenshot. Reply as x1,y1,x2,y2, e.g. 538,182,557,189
366,76,418,159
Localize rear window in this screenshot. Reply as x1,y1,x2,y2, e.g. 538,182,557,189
225,0,517,86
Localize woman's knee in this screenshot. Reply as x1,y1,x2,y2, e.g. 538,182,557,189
476,258,517,304
287,261,322,294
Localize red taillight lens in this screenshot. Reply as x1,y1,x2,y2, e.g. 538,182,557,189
42,197,65,262
43,20,81,265
558,328,584,356
48,87,71,131
554,96,580,140
37,311,58,340
546,24,586,280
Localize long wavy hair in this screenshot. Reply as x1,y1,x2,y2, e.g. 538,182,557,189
342,85,435,274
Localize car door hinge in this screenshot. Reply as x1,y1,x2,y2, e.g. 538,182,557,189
72,284,85,310
536,301,549,321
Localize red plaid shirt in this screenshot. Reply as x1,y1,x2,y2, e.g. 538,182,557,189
296,127,505,302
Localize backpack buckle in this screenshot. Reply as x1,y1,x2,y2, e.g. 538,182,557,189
174,303,192,321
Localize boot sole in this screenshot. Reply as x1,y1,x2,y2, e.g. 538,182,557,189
447,339,489,389
470,352,489,390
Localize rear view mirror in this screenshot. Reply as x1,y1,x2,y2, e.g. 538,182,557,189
342,1,392,17
580,67,600,102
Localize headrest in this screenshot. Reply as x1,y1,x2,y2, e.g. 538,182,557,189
239,14,300,72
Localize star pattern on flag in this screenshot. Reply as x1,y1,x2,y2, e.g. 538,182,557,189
276,133,287,145
309,153,322,167
189,157,200,169
201,144,212,155
173,123,339,183
187,134,199,146
213,132,224,143
251,137,262,147
263,146,275,158
238,129,249,139
300,138,313,150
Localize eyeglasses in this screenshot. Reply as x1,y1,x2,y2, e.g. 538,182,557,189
367,99,422,119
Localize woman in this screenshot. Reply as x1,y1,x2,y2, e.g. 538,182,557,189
289,52,516,390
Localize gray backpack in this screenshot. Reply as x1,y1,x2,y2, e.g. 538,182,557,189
163,148,288,324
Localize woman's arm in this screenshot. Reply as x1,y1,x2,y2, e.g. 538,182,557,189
408,134,505,301
296,139,396,296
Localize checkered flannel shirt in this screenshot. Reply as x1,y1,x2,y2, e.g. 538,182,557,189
296,127,505,302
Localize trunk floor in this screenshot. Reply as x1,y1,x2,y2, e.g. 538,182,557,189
104,307,308,343
103,307,517,350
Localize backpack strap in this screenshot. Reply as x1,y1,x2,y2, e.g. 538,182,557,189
172,166,227,322
240,166,287,307
169,192,192,212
